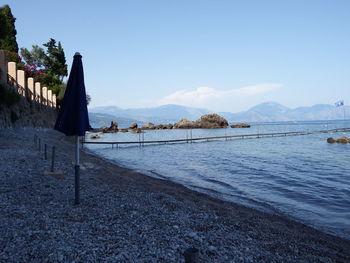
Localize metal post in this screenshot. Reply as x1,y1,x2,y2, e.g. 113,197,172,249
44,144,47,160
75,164,80,205
51,146,55,172
75,136,80,205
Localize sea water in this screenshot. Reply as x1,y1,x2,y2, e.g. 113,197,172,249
85,121,350,239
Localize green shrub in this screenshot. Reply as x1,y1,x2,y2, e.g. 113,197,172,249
0,84,21,106
4,50,20,63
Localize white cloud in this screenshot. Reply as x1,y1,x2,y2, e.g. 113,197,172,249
159,83,282,111
160,87,219,105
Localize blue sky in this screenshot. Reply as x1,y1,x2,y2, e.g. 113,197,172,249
6,0,350,112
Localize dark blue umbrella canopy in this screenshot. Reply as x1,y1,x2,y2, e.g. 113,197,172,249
54,52,91,136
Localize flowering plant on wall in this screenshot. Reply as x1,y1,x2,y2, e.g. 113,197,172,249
23,63,46,79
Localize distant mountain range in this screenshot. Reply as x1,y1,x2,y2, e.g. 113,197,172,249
220,102,349,123
89,102,349,127
89,104,209,127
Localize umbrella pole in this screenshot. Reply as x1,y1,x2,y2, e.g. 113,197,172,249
75,135,80,205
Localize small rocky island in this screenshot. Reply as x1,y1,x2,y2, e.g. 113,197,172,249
92,113,251,134
174,114,229,129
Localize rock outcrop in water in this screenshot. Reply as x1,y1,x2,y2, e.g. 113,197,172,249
141,122,155,130
195,114,229,128
155,124,173,129
129,123,138,129
327,137,336,143
327,137,350,143
102,121,118,133
174,118,195,129
174,114,229,129
336,137,350,143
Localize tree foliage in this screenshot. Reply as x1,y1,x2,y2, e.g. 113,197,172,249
20,45,46,69
0,5,18,53
0,5,19,62
20,39,68,95
43,39,68,81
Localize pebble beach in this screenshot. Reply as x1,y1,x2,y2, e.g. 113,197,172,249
1,128,349,263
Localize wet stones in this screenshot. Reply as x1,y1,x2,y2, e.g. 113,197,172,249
129,123,138,129
141,122,156,130
327,137,350,143
89,134,101,139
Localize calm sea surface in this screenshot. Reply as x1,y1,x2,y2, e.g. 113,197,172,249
86,121,350,239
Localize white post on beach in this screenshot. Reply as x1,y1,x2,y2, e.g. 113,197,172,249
75,136,80,205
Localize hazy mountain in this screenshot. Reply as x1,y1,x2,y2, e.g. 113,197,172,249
90,102,349,124
90,104,209,123
220,102,349,122
288,104,338,121
89,112,145,128
89,106,125,116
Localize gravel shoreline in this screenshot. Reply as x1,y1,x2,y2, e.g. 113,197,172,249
1,128,349,263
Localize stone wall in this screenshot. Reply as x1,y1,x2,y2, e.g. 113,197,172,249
0,85,57,129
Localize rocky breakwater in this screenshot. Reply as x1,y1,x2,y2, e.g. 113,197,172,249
141,122,173,130
92,113,233,134
92,121,143,135
231,123,251,128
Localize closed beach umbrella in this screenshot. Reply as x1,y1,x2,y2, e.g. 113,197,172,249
54,52,91,205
